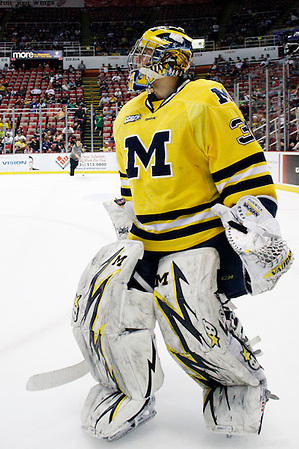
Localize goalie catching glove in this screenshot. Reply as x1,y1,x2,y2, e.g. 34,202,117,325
211,196,293,295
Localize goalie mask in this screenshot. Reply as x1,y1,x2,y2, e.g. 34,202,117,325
127,26,193,92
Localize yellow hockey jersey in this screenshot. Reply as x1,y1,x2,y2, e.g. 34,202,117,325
113,78,276,253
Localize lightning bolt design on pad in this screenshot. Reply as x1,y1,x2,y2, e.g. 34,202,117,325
81,247,125,324
80,247,125,388
155,261,223,389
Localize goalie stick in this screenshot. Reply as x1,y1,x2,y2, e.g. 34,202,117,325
26,360,89,391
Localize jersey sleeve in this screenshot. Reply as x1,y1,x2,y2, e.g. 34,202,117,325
114,119,132,201
202,90,277,207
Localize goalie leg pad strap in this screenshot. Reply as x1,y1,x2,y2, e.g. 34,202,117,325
72,240,164,400
154,247,266,388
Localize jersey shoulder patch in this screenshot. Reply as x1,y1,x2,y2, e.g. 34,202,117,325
183,79,234,107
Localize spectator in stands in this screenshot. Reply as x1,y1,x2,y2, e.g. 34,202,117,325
74,105,86,135
109,94,118,104
98,71,108,83
43,122,56,137
98,81,108,96
116,97,124,110
68,64,76,73
74,104,85,120
77,60,86,75
260,54,270,68
39,96,47,108
42,137,52,153
53,130,63,142
52,139,65,153
108,133,115,147
2,132,13,153
55,73,63,82
68,100,77,109
114,87,122,98
0,76,8,88
101,64,108,74
99,93,109,109
94,111,104,137
46,87,55,99
29,136,40,153
55,108,66,122
112,73,121,83
30,100,40,112
15,134,26,152
103,105,114,119
100,140,110,152
53,76,62,90
0,82,6,95
14,126,24,139
289,135,299,151
235,57,243,70
17,87,26,98
62,83,70,91
75,76,83,87
61,93,69,104
62,124,74,137
0,122,8,138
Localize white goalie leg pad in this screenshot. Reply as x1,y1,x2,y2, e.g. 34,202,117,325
154,247,263,387
203,383,267,435
154,247,268,434
72,239,164,400
211,196,293,295
81,384,156,441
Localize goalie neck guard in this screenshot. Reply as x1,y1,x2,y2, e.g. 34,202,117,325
127,26,193,92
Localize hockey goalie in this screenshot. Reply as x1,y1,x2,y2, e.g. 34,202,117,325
71,26,293,441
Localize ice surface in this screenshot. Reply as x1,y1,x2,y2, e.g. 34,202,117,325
0,173,298,448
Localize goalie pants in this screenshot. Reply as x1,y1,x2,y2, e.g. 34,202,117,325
129,231,247,299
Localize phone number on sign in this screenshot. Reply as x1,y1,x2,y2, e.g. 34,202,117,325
82,162,107,167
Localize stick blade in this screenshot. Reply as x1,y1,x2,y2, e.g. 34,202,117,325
26,360,89,391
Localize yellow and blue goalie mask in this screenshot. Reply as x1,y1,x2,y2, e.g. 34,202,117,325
127,26,193,92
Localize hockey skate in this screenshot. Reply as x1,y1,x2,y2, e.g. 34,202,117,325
81,384,157,441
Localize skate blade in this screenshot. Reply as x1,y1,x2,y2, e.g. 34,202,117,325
106,409,157,442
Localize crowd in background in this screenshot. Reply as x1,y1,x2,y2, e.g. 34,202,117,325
0,104,87,154
0,1,297,55
2,54,299,154
1,1,299,153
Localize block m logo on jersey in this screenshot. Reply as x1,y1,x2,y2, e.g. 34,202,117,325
125,130,172,179
210,87,233,105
